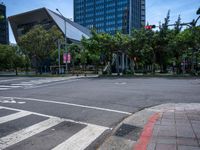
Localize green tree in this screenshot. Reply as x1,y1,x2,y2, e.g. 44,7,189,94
18,25,63,74
0,44,26,75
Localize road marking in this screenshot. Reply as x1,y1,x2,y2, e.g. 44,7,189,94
0,97,26,104
52,124,107,150
0,106,110,149
115,82,127,85
0,106,111,128
0,76,86,91
0,78,24,83
0,85,21,91
12,83,33,86
0,111,32,124
0,85,21,88
0,118,63,149
24,79,80,89
0,96,132,115
0,88,10,90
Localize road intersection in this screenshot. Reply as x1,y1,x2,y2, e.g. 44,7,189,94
0,76,200,149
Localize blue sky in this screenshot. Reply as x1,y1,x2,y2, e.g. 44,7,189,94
2,0,200,43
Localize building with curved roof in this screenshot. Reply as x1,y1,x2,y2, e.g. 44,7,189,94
8,7,91,43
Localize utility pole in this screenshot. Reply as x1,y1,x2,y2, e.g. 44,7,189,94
58,40,61,74
56,9,68,74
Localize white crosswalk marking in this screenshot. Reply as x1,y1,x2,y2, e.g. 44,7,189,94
0,76,84,91
52,124,107,150
0,106,110,150
0,88,10,90
0,85,21,91
11,83,33,86
0,78,24,83
0,118,63,149
0,111,32,124
0,85,21,88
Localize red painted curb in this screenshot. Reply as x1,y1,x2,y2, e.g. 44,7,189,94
133,113,160,150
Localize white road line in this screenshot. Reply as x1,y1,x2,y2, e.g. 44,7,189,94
0,118,63,149
0,96,131,115
0,85,21,88
24,79,81,89
0,78,24,83
0,111,32,124
0,106,111,128
0,88,10,90
52,125,107,150
11,84,33,86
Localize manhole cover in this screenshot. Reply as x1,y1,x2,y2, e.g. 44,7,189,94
115,124,142,141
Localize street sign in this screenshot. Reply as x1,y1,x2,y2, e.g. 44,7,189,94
67,53,71,63
63,53,67,64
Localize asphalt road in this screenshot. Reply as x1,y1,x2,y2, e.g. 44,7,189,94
0,76,200,149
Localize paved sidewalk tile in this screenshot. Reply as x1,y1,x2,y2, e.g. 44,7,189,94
178,145,200,150
177,138,199,146
156,143,176,150
151,137,176,144
147,108,200,150
147,143,156,150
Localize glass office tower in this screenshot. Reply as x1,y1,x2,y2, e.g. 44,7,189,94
0,3,9,44
74,0,145,34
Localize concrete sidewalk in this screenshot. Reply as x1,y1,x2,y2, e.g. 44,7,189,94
99,103,200,150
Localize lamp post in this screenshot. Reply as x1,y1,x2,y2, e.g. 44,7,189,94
56,8,68,74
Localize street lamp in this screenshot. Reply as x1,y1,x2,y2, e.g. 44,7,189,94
196,7,200,15
56,8,68,74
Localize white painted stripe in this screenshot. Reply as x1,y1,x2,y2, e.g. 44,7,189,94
0,118,63,149
0,88,10,90
0,111,32,124
24,79,81,89
0,85,21,88
12,84,32,86
0,96,131,115
52,124,107,150
0,78,24,83
0,106,110,128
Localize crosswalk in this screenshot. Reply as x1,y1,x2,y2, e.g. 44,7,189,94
0,106,109,150
0,76,83,91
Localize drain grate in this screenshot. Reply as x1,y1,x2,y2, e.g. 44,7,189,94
114,124,142,141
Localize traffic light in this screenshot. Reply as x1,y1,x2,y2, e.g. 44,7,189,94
145,25,156,30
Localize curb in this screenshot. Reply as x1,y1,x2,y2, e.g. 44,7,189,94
98,103,200,150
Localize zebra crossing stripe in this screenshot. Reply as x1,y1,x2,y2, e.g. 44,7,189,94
0,85,21,88
52,124,108,150
0,85,21,90
0,118,63,149
0,78,24,83
11,83,32,86
0,88,10,90
0,111,32,124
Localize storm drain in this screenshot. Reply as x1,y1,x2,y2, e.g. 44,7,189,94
114,124,142,141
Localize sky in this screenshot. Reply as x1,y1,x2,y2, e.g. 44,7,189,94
1,0,200,43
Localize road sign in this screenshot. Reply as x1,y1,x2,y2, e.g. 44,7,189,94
67,53,71,63
63,53,67,64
